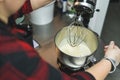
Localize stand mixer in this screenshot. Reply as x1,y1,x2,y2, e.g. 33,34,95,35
55,0,103,75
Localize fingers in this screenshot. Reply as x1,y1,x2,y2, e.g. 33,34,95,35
104,41,115,52
105,41,119,49
108,41,115,49
113,45,120,49
104,41,115,49
104,41,120,52
104,46,108,48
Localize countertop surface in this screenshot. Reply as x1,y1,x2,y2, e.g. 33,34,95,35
32,12,69,68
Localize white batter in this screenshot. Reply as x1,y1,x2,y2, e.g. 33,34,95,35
58,38,91,57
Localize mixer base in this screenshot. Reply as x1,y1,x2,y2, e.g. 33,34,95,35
57,59,94,75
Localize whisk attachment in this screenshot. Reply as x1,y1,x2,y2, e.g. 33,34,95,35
67,21,86,47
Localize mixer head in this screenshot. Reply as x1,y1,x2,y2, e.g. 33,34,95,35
73,0,96,16
70,0,97,28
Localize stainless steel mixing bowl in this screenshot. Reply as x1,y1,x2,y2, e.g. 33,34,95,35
55,26,99,70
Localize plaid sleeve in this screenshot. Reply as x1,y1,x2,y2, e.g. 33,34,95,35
0,40,95,80
12,0,33,19
70,71,96,80
0,23,95,80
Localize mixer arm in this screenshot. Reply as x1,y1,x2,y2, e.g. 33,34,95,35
73,0,96,18
71,0,97,27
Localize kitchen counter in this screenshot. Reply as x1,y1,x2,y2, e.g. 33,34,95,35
32,12,71,68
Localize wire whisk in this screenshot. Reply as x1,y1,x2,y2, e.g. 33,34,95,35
67,21,86,47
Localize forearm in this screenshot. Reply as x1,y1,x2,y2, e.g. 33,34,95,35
30,0,53,10
86,59,112,80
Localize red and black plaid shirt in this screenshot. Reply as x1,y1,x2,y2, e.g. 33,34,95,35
0,0,95,80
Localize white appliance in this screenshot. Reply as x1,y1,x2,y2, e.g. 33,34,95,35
88,0,110,36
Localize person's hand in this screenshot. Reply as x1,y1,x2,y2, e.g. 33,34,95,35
104,41,120,66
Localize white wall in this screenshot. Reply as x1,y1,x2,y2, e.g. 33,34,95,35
88,0,110,36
